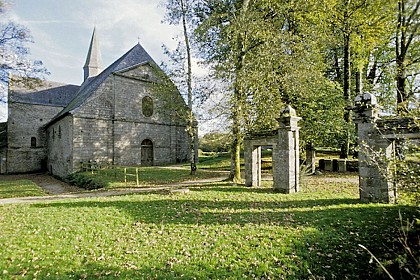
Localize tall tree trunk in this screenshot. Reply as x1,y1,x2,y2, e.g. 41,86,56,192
341,32,351,159
228,45,245,182
180,0,197,175
229,102,242,182
228,0,250,182
396,0,407,113
395,0,420,113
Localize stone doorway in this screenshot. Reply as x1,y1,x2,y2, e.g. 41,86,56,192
244,106,301,193
141,139,154,166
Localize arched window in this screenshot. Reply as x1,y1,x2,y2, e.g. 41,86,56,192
142,96,153,117
31,137,36,148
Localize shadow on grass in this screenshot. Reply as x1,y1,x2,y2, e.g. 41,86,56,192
190,185,278,194
29,198,417,279
32,196,411,228
27,180,417,279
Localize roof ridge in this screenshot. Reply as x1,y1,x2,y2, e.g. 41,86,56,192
48,42,157,125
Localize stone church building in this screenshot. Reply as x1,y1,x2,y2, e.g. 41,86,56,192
0,29,192,178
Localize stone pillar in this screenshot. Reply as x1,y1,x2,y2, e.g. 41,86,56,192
353,92,396,203
274,106,301,193
305,143,316,174
244,141,261,187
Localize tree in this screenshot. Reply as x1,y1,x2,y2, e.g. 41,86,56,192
239,0,347,148
162,0,199,175
194,0,258,182
323,0,395,158
0,0,48,104
396,0,420,112
194,0,349,179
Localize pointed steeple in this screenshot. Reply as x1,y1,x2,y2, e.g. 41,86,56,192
83,28,103,81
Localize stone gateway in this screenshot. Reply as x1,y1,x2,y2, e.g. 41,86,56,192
0,29,193,177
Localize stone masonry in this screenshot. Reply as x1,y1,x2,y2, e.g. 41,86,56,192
245,105,301,193
353,92,419,203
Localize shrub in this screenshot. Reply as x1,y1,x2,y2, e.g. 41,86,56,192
65,172,107,190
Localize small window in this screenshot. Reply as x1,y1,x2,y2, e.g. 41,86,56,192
58,126,62,139
31,137,36,148
142,96,153,117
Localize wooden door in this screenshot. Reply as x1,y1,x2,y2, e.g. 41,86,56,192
141,139,153,166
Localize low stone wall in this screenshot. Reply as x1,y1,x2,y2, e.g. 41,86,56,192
318,159,358,172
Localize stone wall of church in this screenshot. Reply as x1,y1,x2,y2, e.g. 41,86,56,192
72,117,113,167
6,102,63,173
68,64,190,173
47,115,74,177
112,65,172,124
74,79,114,120
113,121,189,166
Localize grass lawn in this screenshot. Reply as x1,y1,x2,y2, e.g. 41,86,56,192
0,179,46,199
67,166,228,190
0,173,418,279
198,152,233,170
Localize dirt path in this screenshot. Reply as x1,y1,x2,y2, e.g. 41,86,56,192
0,173,358,206
0,174,227,205
1,173,83,194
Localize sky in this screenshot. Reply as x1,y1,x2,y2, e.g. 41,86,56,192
1,0,226,134
5,0,181,85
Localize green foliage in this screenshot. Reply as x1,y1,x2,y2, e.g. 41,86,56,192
0,174,418,279
199,132,229,152
0,179,46,199
395,142,420,204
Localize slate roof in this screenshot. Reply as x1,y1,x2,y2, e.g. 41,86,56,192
50,43,157,124
9,81,80,107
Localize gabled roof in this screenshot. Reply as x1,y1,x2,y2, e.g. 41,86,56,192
50,43,157,123
9,80,79,107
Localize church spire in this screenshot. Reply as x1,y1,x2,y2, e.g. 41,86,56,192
83,27,103,81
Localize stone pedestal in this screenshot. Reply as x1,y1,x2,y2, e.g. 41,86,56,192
353,92,396,203
324,160,333,171
305,144,316,174
337,159,347,172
